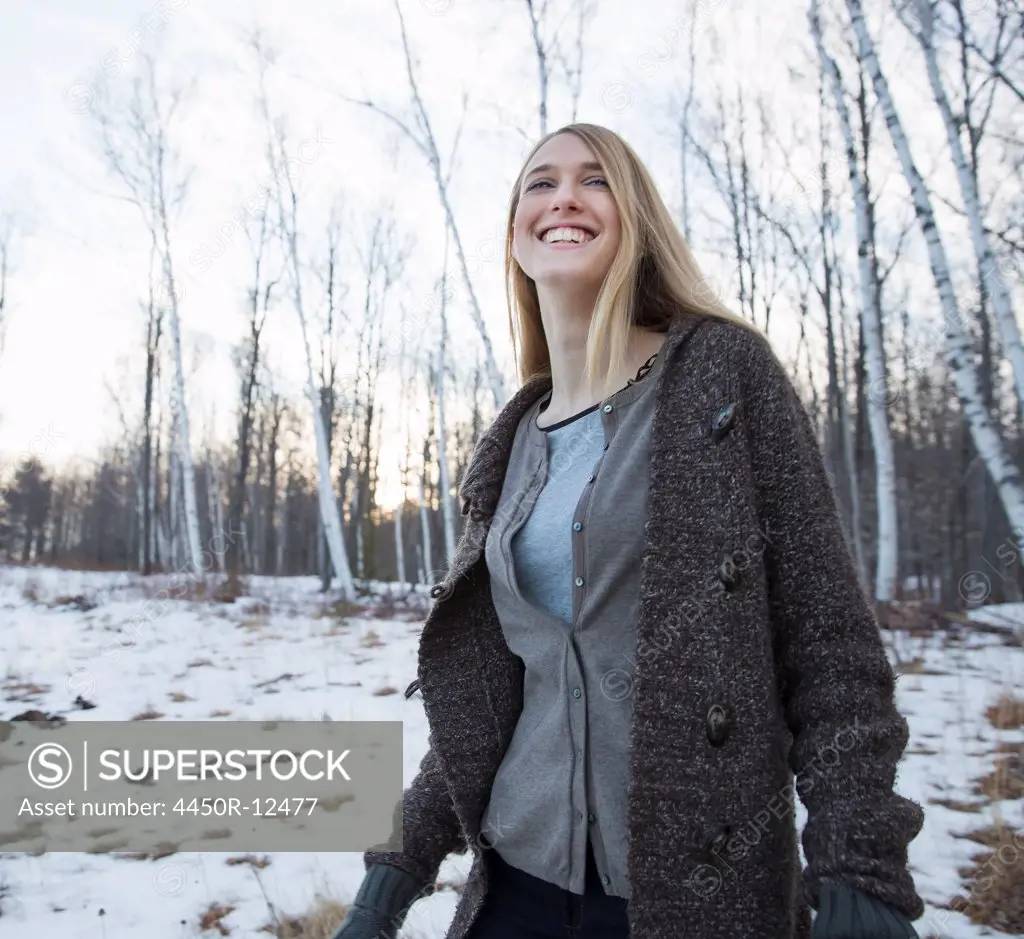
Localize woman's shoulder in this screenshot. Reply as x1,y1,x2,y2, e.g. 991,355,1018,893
676,314,785,390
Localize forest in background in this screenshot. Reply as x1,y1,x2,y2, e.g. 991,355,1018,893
0,0,1020,613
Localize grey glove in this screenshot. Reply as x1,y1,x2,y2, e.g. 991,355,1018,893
331,863,426,939
813,880,919,939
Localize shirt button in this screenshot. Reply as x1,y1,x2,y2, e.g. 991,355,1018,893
588,812,596,824
575,576,584,587
602,403,613,413
573,522,582,531
572,687,582,698
587,474,595,483
602,874,611,886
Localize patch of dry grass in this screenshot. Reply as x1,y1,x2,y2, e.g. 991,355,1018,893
225,854,271,869
945,821,1024,933
986,693,1024,730
265,895,349,938
239,616,269,631
2,679,51,702
927,797,987,813
972,742,1024,802
199,901,237,935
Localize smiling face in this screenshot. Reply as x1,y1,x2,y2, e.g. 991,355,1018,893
512,132,622,293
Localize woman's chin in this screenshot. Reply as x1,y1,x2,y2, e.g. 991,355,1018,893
530,265,607,291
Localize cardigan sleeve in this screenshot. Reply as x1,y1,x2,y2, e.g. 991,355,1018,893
741,333,925,921
363,745,466,889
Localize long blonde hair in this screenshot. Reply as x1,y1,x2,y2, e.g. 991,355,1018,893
504,122,763,398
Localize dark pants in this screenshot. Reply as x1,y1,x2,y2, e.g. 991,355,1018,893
466,839,630,938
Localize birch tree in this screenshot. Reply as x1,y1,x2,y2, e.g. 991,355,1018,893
139,241,163,575
339,0,507,408
95,54,203,573
207,442,226,571
261,385,286,575
678,0,700,242
254,37,356,599
812,0,899,602
435,230,457,566
348,215,406,580
897,0,1024,409
844,0,1024,548
313,211,348,590
227,199,277,576
521,0,594,135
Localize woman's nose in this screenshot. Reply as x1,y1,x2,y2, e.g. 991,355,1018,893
548,183,581,211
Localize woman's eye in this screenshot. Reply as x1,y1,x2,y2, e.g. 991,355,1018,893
525,176,607,192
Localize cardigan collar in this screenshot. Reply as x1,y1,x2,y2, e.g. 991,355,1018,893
457,312,710,521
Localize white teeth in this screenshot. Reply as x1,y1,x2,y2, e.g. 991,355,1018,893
541,226,593,244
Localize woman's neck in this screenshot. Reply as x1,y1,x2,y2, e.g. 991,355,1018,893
539,326,667,427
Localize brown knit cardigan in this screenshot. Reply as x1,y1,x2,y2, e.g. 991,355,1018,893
365,312,925,939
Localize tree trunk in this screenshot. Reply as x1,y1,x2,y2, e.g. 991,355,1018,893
813,2,899,601
906,0,1024,409
845,0,1024,550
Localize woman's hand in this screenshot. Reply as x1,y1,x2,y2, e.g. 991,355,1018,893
812,880,919,939
329,863,425,939
331,903,401,939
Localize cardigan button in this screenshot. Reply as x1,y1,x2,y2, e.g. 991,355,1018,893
717,553,740,591
706,704,730,745
705,824,732,861
710,402,737,439
429,581,454,601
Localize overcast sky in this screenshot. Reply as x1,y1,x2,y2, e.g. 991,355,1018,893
0,0,961,508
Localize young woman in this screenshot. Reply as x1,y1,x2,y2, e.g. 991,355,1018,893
333,124,924,939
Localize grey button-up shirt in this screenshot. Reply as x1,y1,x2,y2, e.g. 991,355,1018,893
478,344,668,900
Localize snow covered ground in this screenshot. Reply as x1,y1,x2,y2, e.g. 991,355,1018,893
0,565,1021,938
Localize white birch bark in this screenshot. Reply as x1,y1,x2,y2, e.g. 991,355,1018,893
208,454,226,571
418,469,433,589
353,482,364,581
343,0,508,409
94,56,203,574
811,1,898,601
253,37,354,597
156,516,169,569
395,338,412,593
436,253,456,566
296,288,354,598
845,0,1024,549
269,178,352,595
524,0,551,136
168,416,180,570
436,355,456,567
906,0,1024,410
160,250,203,575
394,498,406,591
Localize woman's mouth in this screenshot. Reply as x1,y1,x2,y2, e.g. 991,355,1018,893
537,225,597,247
